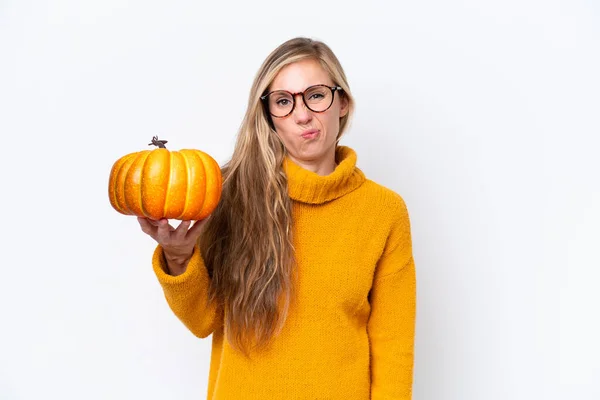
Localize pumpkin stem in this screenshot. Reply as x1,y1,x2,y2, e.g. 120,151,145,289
149,135,168,149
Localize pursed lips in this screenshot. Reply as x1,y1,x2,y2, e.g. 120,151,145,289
301,129,320,139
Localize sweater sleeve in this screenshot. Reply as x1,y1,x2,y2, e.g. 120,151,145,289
152,243,223,338
368,197,417,399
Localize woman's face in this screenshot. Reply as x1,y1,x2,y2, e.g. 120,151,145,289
267,59,349,170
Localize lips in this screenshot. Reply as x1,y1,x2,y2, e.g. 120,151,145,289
301,129,319,139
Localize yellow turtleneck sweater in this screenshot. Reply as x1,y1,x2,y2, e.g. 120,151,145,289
151,146,416,399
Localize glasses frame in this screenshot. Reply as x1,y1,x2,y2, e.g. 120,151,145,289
260,84,343,118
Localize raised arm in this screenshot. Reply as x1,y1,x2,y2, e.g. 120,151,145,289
152,243,222,338
139,217,222,338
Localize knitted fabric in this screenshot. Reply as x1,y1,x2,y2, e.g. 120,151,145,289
152,146,416,399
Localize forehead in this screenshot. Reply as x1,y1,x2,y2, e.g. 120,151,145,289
270,59,333,92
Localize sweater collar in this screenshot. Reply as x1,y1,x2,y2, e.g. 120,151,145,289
282,146,366,204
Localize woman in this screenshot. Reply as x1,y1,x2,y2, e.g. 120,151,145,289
138,37,416,400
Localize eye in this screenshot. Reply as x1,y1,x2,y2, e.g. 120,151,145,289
309,93,325,100
276,99,291,106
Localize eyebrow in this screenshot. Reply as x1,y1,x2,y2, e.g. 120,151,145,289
269,83,334,93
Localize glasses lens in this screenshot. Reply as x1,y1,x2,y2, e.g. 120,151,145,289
268,91,294,117
304,85,333,112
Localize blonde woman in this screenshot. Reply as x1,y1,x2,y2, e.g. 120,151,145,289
138,37,416,400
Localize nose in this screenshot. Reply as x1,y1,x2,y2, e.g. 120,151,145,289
292,94,312,123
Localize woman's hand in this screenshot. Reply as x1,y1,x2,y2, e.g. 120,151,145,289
137,217,209,276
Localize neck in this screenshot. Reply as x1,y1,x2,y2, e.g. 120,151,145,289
288,157,335,176
287,147,337,176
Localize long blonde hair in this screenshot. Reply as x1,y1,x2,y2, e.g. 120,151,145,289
199,37,355,357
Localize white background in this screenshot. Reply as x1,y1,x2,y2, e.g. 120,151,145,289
1,1,599,399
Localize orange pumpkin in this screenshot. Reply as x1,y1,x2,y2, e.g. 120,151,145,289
108,136,222,221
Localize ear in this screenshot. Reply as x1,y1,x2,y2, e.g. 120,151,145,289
339,93,349,118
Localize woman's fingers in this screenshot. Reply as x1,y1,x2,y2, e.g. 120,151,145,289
146,218,160,227
137,217,158,240
138,217,205,249
186,218,209,241
156,219,175,244
174,220,191,238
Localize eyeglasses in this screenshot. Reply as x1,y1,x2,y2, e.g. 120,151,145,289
260,84,343,118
